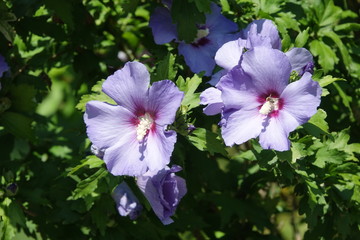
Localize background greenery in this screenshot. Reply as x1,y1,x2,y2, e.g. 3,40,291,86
0,0,360,239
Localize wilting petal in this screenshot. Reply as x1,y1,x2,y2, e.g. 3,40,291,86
241,47,291,95
144,127,177,172
221,109,264,146
112,182,143,220
147,80,184,125
84,101,135,150
259,116,290,151
280,72,321,126
178,42,217,76
102,62,149,113
285,48,313,74
104,137,148,176
149,7,177,44
215,39,246,71
200,87,223,115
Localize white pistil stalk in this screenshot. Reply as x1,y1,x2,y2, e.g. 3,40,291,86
259,97,279,115
136,113,153,141
194,28,209,42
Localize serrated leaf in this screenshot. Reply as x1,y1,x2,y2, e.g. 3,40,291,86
76,80,116,112
176,74,202,110
313,148,348,168
306,109,329,134
152,53,177,82
72,168,107,200
295,28,309,48
309,40,338,73
68,155,104,176
334,22,360,32
0,112,33,140
318,75,345,87
187,128,227,156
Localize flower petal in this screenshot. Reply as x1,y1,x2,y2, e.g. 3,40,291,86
103,136,148,176
258,116,290,151
206,3,238,34
241,19,281,50
200,87,223,116
102,61,149,113
221,109,264,146
208,69,227,86
280,72,322,126
178,42,217,76
144,127,177,172
241,47,291,95
149,7,178,44
214,39,246,71
147,80,184,125
285,48,313,74
84,101,135,150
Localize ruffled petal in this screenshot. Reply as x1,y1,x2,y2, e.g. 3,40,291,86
149,7,178,44
221,109,264,146
103,136,148,176
178,42,217,76
215,39,246,71
84,101,136,150
285,48,313,73
241,19,281,50
102,61,149,113
144,127,177,172
200,87,224,115
280,72,322,126
258,116,290,151
208,69,227,86
147,80,184,125
241,47,291,95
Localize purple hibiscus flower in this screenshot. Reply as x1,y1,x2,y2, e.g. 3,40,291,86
201,19,315,115
217,47,321,151
136,165,187,225
112,182,143,220
84,61,184,176
149,2,238,76
0,54,9,78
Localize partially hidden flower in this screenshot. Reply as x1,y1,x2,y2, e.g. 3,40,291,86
149,2,238,76
0,54,9,78
112,182,143,220
202,19,314,115
218,47,321,151
136,165,187,225
84,61,184,176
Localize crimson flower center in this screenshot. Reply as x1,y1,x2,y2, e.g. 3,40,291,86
136,113,154,141
259,96,280,115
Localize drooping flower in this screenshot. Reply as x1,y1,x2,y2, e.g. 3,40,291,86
136,165,187,225
112,182,143,220
149,2,238,76
218,47,321,151
84,61,184,176
201,19,315,115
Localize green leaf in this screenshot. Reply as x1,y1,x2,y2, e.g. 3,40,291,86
0,112,33,140
333,82,354,121
187,128,227,156
309,39,338,73
171,0,205,43
68,155,104,176
76,80,116,112
176,74,202,110
313,148,348,168
152,53,177,82
189,0,211,13
275,12,300,33
295,28,309,48
44,0,74,29
0,3,16,42
72,168,107,200
334,23,360,32
317,75,345,87
304,109,329,137
318,0,342,27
